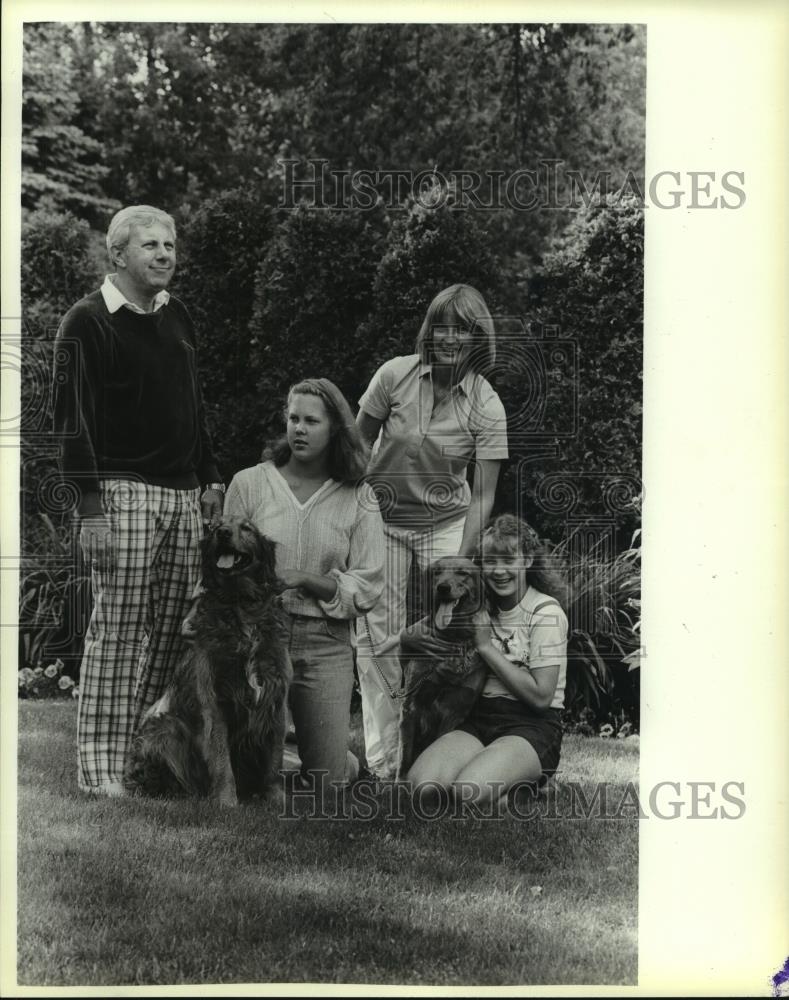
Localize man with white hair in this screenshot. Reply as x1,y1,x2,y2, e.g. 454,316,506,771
53,205,225,796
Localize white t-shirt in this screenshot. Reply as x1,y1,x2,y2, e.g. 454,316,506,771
480,586,568,710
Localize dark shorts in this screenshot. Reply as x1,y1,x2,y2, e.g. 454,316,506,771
456,697,563,778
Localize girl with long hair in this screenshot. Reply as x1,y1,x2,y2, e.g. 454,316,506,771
407,514,568,807
224,378,385,791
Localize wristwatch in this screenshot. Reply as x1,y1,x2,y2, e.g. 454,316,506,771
204,482,226,494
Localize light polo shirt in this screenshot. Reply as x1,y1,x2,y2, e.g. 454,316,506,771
100,274,170,314
359,354,508,528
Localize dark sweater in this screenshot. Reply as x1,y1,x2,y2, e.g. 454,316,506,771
52,290,220,515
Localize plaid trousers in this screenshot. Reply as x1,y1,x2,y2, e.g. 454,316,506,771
77,480,202,792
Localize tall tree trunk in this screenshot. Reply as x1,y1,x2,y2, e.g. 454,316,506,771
511,24,525,164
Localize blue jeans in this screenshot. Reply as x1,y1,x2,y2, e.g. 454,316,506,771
283,614,354,785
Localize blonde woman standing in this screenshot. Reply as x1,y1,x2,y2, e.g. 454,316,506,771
356,284,509,780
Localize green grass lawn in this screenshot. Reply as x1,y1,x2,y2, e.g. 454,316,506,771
16,701,638,987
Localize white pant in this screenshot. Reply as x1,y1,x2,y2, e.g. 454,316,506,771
355,517,465,779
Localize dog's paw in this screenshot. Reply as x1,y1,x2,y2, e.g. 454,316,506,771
216,789,239,807
265,784,286,810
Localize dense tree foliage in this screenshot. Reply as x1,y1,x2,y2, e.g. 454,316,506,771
173,188,276,476
22,21,645,272
535,196,643,468
250,205,382,443
22,25,117,220
20,210,98,552
520,196,644,540
21,209,98,338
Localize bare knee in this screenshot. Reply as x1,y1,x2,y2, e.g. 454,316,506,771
451,777,494,809
451,775,515,811
405,731,481,789
406,751,455,811
409,778,451,814
406,755,451,789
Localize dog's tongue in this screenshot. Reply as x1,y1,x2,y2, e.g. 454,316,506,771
217,553,235,570
435,600,458,631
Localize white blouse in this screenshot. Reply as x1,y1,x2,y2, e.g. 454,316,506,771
224,461,385,621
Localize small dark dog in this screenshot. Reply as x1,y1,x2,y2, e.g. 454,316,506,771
396,555,486,780
124,518,292,806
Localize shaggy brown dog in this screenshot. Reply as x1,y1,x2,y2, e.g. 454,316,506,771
124,518,292,806
396,556,486,780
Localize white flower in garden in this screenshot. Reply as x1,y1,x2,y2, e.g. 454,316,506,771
33,666,44,677
18,668,35,686
54,658,64,671
71,687,80,700
44,664,59,679
58,675,75,690
599,724,614,739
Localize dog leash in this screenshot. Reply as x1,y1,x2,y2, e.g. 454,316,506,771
362,613,406,703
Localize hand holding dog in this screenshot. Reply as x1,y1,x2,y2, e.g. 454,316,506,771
471,608,495,652
278,569,305,591
201,488,224,529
